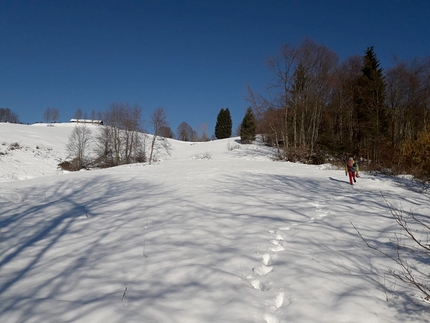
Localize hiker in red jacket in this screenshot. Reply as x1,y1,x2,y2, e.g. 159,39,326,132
345,157,359,185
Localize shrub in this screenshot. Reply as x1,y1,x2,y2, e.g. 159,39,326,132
58,161,75,171
9,142,21,150
192,152,212,160
400,130,430,180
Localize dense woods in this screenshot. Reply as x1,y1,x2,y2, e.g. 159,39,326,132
246,39,430,180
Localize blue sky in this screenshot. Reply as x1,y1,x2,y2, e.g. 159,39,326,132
1,0,429,137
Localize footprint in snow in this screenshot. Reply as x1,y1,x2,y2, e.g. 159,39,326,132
274,291,286,309
254,264,273,275
272,230,285,241
269,239,285,252
264,313,279,323
250,280,266,291
269,229,285,239
262,253,272,266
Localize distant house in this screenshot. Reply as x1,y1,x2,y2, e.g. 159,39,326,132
70,119,103,125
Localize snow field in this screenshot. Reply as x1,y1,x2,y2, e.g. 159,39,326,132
0,123,429,322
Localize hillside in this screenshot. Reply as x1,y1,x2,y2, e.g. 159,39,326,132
0,123,428,323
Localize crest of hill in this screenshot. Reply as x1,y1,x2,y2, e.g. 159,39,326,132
0,123,275,182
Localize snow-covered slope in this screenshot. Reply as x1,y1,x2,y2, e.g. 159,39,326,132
0,123,80,181
0,123,428,323
0,123,273,181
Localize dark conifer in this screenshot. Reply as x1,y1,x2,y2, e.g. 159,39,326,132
240,107,256,144
354,46,388,166
215,108,232,139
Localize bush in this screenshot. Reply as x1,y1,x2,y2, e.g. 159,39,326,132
192,152,212,160
307,151,326,165
58,161,75,171
9,142,21,150
400,130,430,180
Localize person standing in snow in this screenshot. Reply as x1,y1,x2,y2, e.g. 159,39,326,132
345,157,359,185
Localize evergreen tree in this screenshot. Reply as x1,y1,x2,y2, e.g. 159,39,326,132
240,107,256,144
215,108,232,139
354,46,388,167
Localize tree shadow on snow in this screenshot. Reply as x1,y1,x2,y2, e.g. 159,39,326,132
0,167,427,322
0,172,179,322
217,171,429,320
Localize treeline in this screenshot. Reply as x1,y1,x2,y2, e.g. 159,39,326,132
247,38,430,179
0,108,19,123
70,107,210,142
64,103,254,171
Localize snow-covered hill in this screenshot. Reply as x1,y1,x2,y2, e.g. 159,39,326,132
0,123,428,323
0,123,77,181
0,123,274,181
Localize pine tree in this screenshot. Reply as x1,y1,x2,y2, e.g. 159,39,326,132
354,46,388,167
215,108,232,139
240,107,256,144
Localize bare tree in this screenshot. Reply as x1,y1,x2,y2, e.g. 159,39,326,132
291,39,339,154
66,125,92,170
99,102,144,166
196,122,209,141
386,59,428,151
159,125,174,138
51,108,60,123
177,122,194,141
94,125,114,167
266,43,297,155
250,38,338,161
245,85,273,143
97,110,104,121
191,129,199,142
149,107,171,164
327,55,362,155
262,108,285,158
0,108,19,123
43,108,52,123
94,123,147,167
74,108,83,120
